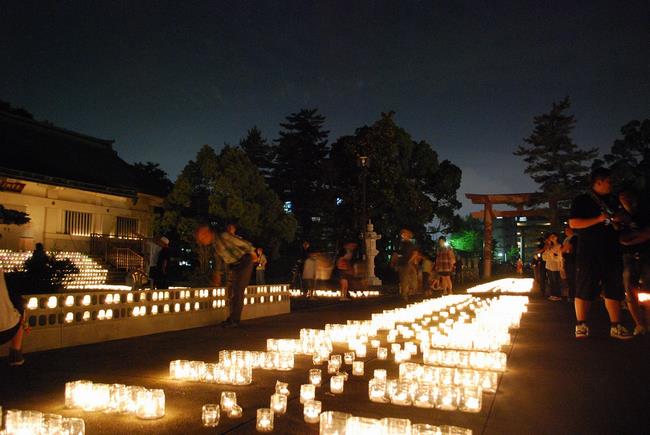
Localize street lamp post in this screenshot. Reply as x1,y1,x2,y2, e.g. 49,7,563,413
357,155,369,232
356,155,381,285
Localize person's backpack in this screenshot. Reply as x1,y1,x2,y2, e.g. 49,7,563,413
0,268,21,334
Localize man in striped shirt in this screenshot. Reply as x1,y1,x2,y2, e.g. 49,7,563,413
214,223,257,328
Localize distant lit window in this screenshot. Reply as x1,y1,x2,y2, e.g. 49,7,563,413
518,217,527,222
116,216,138,239
283,201,293,213
64,210,93,236
311,216,321,222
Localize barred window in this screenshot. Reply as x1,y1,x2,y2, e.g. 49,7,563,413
116,216,138,239
64,211,93,236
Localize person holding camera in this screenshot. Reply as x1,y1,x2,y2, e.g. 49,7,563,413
542,232,563,301
569,167,632,339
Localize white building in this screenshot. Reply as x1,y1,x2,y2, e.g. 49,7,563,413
0,109,164,254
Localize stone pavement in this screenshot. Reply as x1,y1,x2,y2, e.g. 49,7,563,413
1,291,648,434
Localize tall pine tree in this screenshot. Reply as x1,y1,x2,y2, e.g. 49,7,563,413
600,118,650,193
514,97,597,201
271,109,331,244
239,126,274,178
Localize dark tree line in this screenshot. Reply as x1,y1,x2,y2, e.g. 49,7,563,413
152,108,463,282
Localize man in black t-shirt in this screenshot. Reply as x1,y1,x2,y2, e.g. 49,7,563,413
569,167,632,339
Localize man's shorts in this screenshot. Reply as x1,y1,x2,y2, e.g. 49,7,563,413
576,249,624,301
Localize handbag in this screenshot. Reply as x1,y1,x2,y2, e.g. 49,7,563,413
0,268,21,333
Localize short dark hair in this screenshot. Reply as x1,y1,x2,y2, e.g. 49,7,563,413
590,167,611,185
438,236,446,242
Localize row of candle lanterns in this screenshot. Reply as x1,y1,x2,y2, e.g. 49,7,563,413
169,352,296,385
319,410,472,435
396,364,498,393
466,277,533,294
0,406,85,435
368,378,483,412
289,289,381,299
422,349,507,371
64,381,165,419
182,289,527,432
0,249,108,287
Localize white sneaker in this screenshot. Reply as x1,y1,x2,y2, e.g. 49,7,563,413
610,324,633,340
575,323,589,338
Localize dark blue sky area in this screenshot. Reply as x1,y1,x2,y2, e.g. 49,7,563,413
1,1,648,213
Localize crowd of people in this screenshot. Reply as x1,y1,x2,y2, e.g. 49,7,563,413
533,167,648,339
391,229,459,302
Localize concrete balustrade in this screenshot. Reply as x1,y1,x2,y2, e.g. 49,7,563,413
1,284,290,356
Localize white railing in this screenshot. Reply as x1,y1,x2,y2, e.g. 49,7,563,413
10,284,290,355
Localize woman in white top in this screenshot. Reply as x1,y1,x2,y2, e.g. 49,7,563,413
542,233,563,301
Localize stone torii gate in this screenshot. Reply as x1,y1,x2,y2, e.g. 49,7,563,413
465,193,558,278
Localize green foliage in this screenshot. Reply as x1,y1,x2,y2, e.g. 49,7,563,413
514,97,598,201
329,112,462,256
271,109,331,243
449,215,483,254
131,161,173,196
159,145,297,273
598,119,650,193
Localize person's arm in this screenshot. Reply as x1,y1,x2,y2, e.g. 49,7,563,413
569,213,607,229
619,226,650,246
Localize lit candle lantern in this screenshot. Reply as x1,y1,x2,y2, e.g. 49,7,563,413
355,344,367,358
312,353,324,365
436,386,458,411
413,386,435,408
352,361,364,376
394,350,410,363
327,360,338,374
460,386,482,412
381,417,411,435
368,379,388,403
373,369,387,381
319,411,351,434
42,413,63,434
220,391,237,412
275,381,290,396
300,384,316,403
480,371,498,393
270,393,287,415
61,417,85,435
391,343,401,354
303,399,322,423
344,352,355,365
309,369,322,386
377,347,388,360
135,389,165,420
107,383,128,413
330,354,342,369
256,408,273,432
346,416,381,432
202,404,220,427
370,339,381,348
330,375,344,394
228,404,243,418
390,382,411,406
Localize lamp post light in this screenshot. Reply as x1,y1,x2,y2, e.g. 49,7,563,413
357,155,370,232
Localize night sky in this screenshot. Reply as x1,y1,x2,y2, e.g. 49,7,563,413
1,1,648,213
